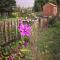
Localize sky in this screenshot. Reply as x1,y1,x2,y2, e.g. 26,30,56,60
16,0,35,8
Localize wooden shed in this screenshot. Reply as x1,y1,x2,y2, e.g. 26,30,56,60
43,3,57,17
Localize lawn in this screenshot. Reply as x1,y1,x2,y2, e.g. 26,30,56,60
37,19,60,60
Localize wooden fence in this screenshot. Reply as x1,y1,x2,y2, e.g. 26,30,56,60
0,19,21,46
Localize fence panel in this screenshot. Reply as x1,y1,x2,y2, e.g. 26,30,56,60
0,19,20,46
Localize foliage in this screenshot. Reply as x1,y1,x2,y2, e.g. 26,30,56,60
0,0,16,16
33,0,60,12
0,18,31,60
33,0,48,12
56,0,60,5
48,17,57,27
37,19,60,60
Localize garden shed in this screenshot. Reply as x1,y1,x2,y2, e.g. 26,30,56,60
43,3,57,17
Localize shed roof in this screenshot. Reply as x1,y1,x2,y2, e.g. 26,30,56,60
44,3,57,7
48,3,57,7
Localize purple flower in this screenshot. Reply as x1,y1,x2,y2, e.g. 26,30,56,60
7,55,13,60
24,41,28,47
18,18,31,37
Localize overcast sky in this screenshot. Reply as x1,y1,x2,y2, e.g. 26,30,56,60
16,0,35,8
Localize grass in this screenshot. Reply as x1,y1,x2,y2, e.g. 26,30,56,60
37,20,60,60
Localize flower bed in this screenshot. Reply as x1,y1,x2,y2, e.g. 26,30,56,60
0,17,32,60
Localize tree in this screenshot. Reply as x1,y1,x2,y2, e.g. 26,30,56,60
56,0,60,5
0,0,16,16
56,0,60,16
33,0,48,12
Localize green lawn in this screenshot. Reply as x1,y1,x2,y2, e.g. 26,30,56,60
37,19,60,60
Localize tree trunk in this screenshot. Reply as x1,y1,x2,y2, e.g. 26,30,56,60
8,12,12,16
1,12,4,16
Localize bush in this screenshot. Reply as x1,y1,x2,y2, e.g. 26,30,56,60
48,17,57,27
